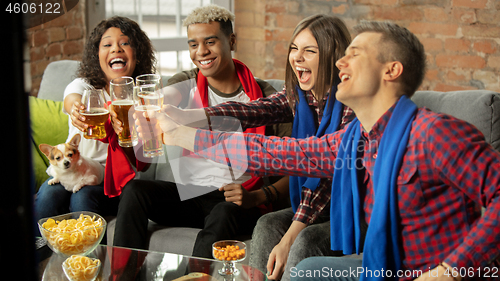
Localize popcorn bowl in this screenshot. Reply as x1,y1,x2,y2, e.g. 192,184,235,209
38,211,106,257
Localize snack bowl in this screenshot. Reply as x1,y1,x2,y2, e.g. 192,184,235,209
38,211,106,257
212,240,246,276
62,255,101,281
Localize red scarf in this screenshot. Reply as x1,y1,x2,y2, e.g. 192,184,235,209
100,118,147,197
196,59,266,199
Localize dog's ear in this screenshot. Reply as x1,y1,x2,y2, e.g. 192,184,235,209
39,144,53,158
68,134,81,148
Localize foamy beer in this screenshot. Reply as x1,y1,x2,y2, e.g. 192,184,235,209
134,88,164,158
110,77,138,147
81,89,109,139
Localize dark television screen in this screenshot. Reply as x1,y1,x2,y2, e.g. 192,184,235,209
0,9,37,280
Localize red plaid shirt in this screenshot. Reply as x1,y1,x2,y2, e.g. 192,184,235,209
205,88,355,224
195,103,500,280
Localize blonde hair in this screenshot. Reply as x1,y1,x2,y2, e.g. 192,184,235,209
183,4,235,26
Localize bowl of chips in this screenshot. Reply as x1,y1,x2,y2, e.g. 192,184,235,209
62,255,101,281
38,211,106,257
212,240,246,276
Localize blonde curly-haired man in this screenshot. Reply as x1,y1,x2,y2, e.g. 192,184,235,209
113,4,289,261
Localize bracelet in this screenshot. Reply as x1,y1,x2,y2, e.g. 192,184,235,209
265,185,275,204
269,184,279,202
266,185,274,202
438,263,459,281
261,186,271,205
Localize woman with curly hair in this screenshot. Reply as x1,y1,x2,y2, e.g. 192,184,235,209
77,16,156,90
34,16,156,227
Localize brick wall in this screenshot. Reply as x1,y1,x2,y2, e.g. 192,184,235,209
233,0,500,92
26,1,85,96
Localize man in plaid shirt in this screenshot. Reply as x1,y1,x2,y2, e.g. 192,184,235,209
152,21,499,280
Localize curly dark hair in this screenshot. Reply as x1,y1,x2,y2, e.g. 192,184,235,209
77,16,156,89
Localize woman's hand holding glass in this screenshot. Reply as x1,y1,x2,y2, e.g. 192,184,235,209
80,89,108,139
110,76,137,147
108,104,123,136
69,101,88,132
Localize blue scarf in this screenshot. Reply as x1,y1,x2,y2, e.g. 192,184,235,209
289,85,343,212
330,96,417,280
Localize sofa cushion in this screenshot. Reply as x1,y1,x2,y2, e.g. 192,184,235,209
265,79,285,92
412,90,500,151
29,96,69,191
38,60,80,101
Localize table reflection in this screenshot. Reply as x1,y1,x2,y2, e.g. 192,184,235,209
38,244,266,281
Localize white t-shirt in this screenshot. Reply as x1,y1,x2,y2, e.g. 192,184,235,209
63,78,110,166
168,83,252,189
178,84,251,188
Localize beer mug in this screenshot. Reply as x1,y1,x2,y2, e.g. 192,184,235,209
134,84,164,158
136,74,163,92
110,76,138,147
80,89,109,140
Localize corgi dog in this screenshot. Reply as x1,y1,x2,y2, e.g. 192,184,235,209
39,134,104,193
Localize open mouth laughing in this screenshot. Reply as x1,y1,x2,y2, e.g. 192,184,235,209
340,74,351,83
296,67,312,83
109,58,127,70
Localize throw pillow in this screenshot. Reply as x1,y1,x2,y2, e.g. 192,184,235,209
29,96,69,191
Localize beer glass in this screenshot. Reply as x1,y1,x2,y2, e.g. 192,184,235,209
136,74,162,91
134,85,164,158
110,76,138,147
80,89,108,139
136,74,164,104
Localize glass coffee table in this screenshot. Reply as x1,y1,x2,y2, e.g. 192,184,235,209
37,243,266,280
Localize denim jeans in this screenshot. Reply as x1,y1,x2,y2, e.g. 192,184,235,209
34,177,118,236
250,208,343,281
